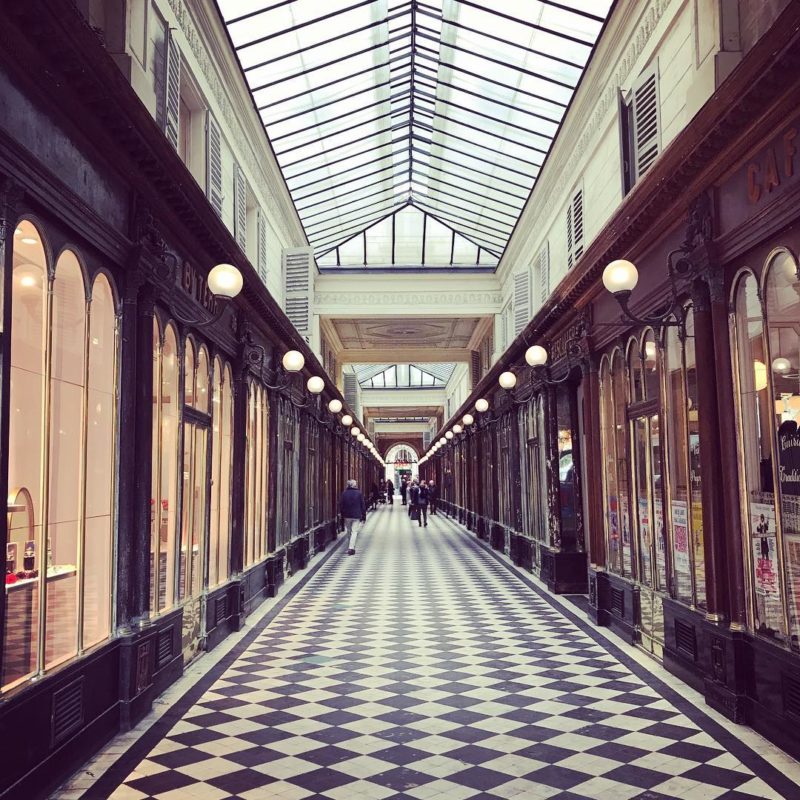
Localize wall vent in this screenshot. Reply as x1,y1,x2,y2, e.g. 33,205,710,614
783,673,800,720
610,587,624,617
51,678,84,746
675,619,697,661
157,627,173,668
216,595,228,626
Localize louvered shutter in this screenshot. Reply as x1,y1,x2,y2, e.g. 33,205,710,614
256,208,268,283
513,270,530,336
423,431,431,450
164,31,181,149
538,242,550,304
343,373,359,418
206,112,223,216
567,189,583,269
470,349,480,389
632,69,660,181
283,247,314,341
233,164,247,250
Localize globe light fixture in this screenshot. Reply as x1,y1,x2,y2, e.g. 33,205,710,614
445,431,454,440
462,413,474,426
307,376,325,394
475,398,489,413
525,345,548,367
357,434,365,443
602,259,639,295
207,263,244,298
351,426,360,436
499,371,517,390
773,357,792,374
328,399,343,413
282,350,305,372
438,437,446,446
453,424,462,434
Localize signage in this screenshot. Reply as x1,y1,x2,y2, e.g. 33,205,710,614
549,317,587,363
746,126,798,204
180,260,218,314
778,422,800,496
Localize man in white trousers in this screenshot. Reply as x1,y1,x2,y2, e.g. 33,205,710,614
339,479,367,555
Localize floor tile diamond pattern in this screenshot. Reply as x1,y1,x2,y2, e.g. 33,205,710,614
93,506,796,799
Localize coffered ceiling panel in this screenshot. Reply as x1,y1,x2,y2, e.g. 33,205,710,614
332,316,480,350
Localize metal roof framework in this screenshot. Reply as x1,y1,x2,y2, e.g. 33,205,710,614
218,0,612,268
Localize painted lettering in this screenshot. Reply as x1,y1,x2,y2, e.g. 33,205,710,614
784,128,797,177
747,163,761,203
764,148,780,192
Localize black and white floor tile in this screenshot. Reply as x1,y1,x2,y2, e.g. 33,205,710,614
58,505,800,799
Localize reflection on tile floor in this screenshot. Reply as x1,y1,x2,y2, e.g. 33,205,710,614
60,506,800,800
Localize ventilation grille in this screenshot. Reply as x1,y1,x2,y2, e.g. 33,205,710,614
610,587,624,617
157,627,173,667
52,678,84,746
633,70,660,179
675,619,697,661
783,673,800,720
216,595,228,626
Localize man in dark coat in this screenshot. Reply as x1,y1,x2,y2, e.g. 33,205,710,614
339,479,367,555
400,477,408,505
415,482,429,527
386,478,394,505
427,480,438,515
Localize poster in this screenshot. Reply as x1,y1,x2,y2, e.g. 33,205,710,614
751,502,783,632
786,536,800,646
671,500,690,574
778,421,800,497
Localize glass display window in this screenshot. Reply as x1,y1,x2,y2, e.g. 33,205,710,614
209,359,233,587
244,381,270,566
4,221,118,693
732,250,800,648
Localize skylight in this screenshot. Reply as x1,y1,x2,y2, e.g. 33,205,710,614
355,362,457,387
217,0,613,267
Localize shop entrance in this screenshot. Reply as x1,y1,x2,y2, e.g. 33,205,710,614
180,417,209,664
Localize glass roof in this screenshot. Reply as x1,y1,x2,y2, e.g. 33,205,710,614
355,362,456,387
217,0,613,267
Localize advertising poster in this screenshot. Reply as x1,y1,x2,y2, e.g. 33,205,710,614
786,536,800,644
671,500,690,574
751,502,783,632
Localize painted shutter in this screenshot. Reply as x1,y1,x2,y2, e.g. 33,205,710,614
256,208,268,284
503,302,513,350
164,30,181,149
538,242,550,304
343,373,360,418
234,163,247,250
206,112,223,216
513,269,530,336
283,247,314,341
632,69,660,181
470,349,481,389
567,189,583,269
423,431,431,450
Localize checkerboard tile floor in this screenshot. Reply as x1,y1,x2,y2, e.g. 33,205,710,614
68,505,799,800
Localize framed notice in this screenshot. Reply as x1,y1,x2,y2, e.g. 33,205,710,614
671,500,690,574
751,502,783,632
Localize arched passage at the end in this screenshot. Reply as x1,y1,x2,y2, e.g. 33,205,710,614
384,443,419,484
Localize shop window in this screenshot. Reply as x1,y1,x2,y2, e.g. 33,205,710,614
209,360,233,587
276,398,299,549
665,308,706,607
244,381,269,566
557,387,578,550
4,222,118,692
150,321,179,614
733,254,800,646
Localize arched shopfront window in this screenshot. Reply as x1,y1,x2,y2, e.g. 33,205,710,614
3,221,119,692
244,380,269,566
209,359,233,587
733,251,800,647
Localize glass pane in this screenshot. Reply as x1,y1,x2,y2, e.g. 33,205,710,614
159,326,179,612
634,417,653,588
650,414,667,591
685,308,706,607
195,347,210,414
557,389,577,550
612,352,633,575
643,330,659,400
46,251,86,669
191,426,207,598
601,359,621,574
665,324,692,604
735,273,785,638
83,274,116,648
4,220,47,690
209,362,222,588
765,251,800,647
219,365,233,581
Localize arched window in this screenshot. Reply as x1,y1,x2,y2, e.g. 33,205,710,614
244,381,270,566
3,222,118,692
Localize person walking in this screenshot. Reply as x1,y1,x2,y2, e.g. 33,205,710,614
427,480,438,515
408,479,419,521
339,479,366,555
416,481,429,527
400,477,408,506
386,478,394,505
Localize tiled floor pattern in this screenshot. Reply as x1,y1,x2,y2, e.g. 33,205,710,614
68,505,799,800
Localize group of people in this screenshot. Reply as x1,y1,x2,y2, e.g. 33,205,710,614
339,474,440,558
